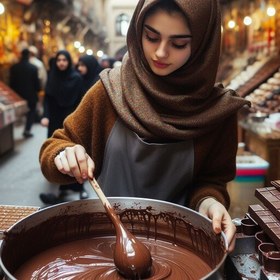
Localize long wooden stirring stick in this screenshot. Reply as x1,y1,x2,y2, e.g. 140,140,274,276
89,178,111,208
88,178,152,278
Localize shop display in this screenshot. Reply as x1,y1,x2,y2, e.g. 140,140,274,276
226,56,272,92
227,53,280,116
233,54,280,186
0,80,28,156
0,81,28,129
227,180,280,279
235,56,280,101
245,70,280,114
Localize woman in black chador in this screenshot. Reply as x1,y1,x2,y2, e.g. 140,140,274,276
40,50,88,204
77,54,103,93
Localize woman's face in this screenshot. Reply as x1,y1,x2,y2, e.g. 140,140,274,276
77,61,87,75
142,9,192,76
56,54,69,71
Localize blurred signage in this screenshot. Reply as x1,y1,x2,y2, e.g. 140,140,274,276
16,0,33,5
3,107,16,126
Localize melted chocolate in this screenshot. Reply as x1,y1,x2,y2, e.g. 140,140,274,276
2,205,225,279
14,237,211,279
105,205,152,278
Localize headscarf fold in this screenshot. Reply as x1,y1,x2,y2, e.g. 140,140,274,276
100,0,250,140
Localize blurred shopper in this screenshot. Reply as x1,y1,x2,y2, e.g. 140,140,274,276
100,56,116,69
77,54,102,93
39,50,88,205
29,46,47,90
9,48,40,138
29,45,48,122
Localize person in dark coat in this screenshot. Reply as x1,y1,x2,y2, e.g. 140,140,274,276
77,54,102,93
41,50,84,138
39,50,88,204
100,56,117,69
9,48,40,137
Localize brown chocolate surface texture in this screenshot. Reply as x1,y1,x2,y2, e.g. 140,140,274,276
246,180,280,277
247,180,280,250
1,206,225,279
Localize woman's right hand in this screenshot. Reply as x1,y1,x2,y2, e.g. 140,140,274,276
54,145,95,183
40,117,49,127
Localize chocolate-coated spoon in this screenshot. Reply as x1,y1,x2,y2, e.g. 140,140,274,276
89,178,152,278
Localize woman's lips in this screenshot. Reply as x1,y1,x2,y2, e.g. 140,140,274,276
152,60,169,69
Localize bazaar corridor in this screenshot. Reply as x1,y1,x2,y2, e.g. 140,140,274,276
0,120,95,208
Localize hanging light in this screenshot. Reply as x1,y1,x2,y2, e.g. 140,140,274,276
86,49,93,55
228,20,236,29
97,50,104,58
243,16,252,26
0,2,5,15
78,46,85,53
74,41,81,49
267,6,276,17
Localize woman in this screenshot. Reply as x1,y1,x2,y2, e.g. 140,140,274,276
77,54,103,93
40,50,88,204
39,0,250,252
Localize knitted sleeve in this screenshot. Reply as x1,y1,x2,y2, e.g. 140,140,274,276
188,114,238,210
39,81,117,184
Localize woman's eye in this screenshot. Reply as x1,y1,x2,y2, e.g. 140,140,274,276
145,33,159,43
172,43,189,49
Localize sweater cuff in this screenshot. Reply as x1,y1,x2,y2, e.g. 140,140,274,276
195,196,217,211
189,186,229,210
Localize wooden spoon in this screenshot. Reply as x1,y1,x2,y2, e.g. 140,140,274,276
89,178,152,278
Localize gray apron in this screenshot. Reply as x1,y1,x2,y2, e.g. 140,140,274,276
98,119,194,206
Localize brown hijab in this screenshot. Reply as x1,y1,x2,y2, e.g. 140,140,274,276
100,0,250,140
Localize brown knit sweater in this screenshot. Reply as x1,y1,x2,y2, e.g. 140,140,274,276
39,80,238,210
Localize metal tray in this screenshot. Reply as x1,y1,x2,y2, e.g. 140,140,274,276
227,233,280,280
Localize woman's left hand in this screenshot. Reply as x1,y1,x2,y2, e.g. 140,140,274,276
198,197,236,253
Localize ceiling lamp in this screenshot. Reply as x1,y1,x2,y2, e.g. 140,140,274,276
267,6,276,17
0,2,5,15
228,20,236,29
243,16,252,26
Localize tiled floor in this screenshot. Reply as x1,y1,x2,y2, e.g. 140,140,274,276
0,120,95,208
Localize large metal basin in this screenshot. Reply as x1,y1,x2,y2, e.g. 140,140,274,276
0,198,227,279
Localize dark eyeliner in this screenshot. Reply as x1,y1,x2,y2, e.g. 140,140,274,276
172,43,188,49
145,32,159,42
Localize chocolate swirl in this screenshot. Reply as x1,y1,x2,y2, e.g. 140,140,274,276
14,237,211,279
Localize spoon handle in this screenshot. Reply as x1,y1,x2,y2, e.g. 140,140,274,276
89,178,112,208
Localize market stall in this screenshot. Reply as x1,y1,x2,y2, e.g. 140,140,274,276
0,81,28,156
230,55,280,187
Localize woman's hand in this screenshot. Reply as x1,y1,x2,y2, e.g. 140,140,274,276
198,197,236,253
40,117,49,127
54,145,95,183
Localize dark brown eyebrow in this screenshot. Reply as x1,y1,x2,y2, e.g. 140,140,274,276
144,24,192,39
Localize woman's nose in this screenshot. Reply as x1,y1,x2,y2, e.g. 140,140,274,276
155,42,168,58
